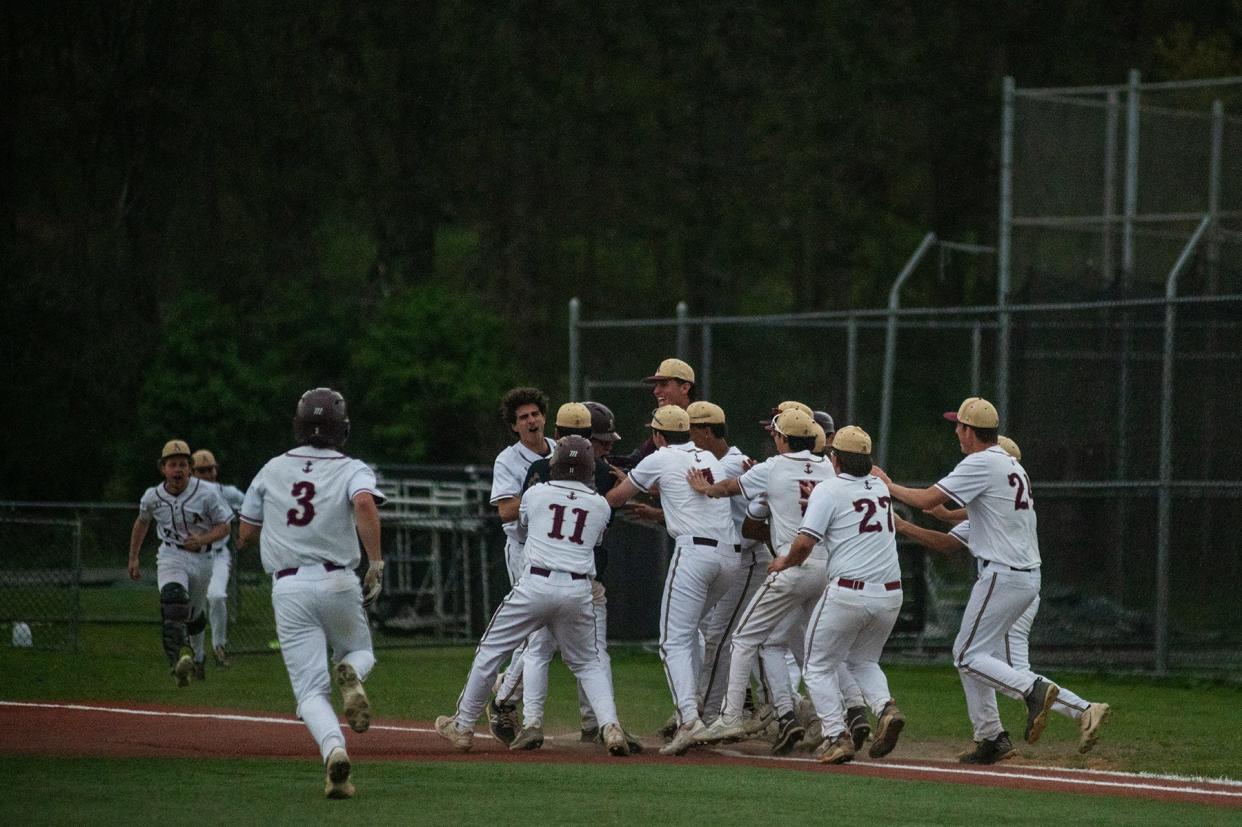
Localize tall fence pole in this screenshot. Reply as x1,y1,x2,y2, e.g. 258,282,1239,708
1156,214,1213,674
846,315,858,424
568,297,581,401
701,324,713,400
878,232,937,466
996,76,1015,426
1102,90,1119,287
675,301,689,361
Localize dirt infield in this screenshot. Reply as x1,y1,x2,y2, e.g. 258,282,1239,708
2,700,1240,809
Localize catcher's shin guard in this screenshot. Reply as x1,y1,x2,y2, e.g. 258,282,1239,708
186,611,207,636
160,582,191,665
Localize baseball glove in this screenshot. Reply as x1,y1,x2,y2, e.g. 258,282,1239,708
362,560,384,607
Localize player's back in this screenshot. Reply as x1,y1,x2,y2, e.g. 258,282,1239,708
243,446,382,574
936,446,1039,570
740,450,834,557
520,481,611,577
801,472,900,584
630,443,737,544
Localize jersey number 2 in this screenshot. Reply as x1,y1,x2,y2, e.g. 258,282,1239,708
854,496,894,533
287,481,316,526
1008,473,1033,510
547,503,589,545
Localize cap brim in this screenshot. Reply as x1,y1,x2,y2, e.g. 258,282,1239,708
943,412,960,422
645,373,691,383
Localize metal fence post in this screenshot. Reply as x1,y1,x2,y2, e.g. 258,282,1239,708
997,76,1015,426
701,324,713,400
970,323,982,396
675,301,689,361
846,315,858,424
1156,214,1213,674
568,297,581,402
1102,90,1119,286
878,232,937,466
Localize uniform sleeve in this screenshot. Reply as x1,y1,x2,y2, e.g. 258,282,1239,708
797,482,837,540
935,453,990,508
745,495,771,521
205,487,233,525
347,462,386,505
490,452,522,503
627,451,662,493
518,487,533,528
736,459,771,501
224,485,246,512
240,475,266,525
948,520,971,549
137,489,155,521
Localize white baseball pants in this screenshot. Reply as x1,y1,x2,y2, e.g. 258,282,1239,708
997,595,1091,720
802,581,903,738
721,563,827,720
697,545,767,723
272,566,376,762
156,548,211,660
660,538,741,725
495,538,532,705
208,547,231,650
518,579,613,729
453,569,619,731
955,566,1041,741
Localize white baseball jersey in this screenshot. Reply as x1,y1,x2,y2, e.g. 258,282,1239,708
719,445,759,550
519,481,611,577
799,473,901,583
628,442,738,544
737,449,834,560
490,438,555,546
202,481,245,552
934,446,1040,570
240,446,386,574
138,479,232,552
949,520,972,549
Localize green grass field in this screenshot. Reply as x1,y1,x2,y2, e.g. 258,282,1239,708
4,622,1241,823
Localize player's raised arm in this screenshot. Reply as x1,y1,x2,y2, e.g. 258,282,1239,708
872,466,950,511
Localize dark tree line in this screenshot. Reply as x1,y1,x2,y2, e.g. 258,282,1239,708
4,1,1239,499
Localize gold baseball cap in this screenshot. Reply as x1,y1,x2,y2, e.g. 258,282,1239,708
687,401,726,425
811,423,827,453
555,402,593,429
944,397,999,428
643,358,695,384
160,440,192,461
649,404,691,432
778,400,812,416
998,435,1022,461
774,408,817,438
831,425,872,455
191,449,218,468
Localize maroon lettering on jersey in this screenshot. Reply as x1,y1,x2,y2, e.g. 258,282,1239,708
287,481,317,526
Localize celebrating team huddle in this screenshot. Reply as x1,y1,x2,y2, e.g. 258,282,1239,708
129,358,1109,799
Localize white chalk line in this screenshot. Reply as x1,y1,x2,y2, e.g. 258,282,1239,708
2,701,1238,799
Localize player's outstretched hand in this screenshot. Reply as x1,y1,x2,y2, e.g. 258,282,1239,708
685,468,710,493
362,560,385,607
871,466,892,486
741,457,757,472
626,503,663,523
127,559,141,581
767,555,792,574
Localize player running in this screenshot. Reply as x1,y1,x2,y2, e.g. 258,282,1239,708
190,449,245,669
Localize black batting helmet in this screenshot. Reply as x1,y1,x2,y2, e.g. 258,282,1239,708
294,387,350,448
549,435,595,487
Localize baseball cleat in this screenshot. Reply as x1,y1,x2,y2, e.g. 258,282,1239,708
771,712,805,756
659,710,679,741
742,703,775,736
602,723,630,757
324,747,354,799
1023,678,1059,744
958,731,1017,764
172,648,194,688
488,698,519,745
193,660,206,682
213,645,230,668
336,662,371,733
696,714,745,744
845,705,871,751
869,701,905,759
814,732,856,765
509,725,544,751
580,726,600,743
434,715,473,751
594,727,645,754
799,718,825,753
659,719,707,756
1078,702,1111,754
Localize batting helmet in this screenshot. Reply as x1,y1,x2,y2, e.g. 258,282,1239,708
294,387,350,448
549,435,595,487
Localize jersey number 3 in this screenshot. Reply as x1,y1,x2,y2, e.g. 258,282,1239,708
287,481,316,526
547,503,589,545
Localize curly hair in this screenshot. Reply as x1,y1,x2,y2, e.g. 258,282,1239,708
500,386,549,426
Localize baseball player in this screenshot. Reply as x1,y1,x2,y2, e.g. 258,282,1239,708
779,426,906,764
613,358,696,471
237,387,385,800
499,403,641,754
128,440,232,687
895,435,1111,754
690,408,834,754
606,405,739,755
191,449,245,668
436,436,632,757
876,397,1059,764
486,387,556,743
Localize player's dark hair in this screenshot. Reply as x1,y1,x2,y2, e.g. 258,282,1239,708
555,425,593,439
685,383,698,402
500,387,548,426
785,435,816,453
966,425,999,444
832,449,873,476
691,423,728,440
654,428,690,444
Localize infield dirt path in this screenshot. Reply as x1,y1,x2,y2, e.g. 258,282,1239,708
2,700,1239,810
